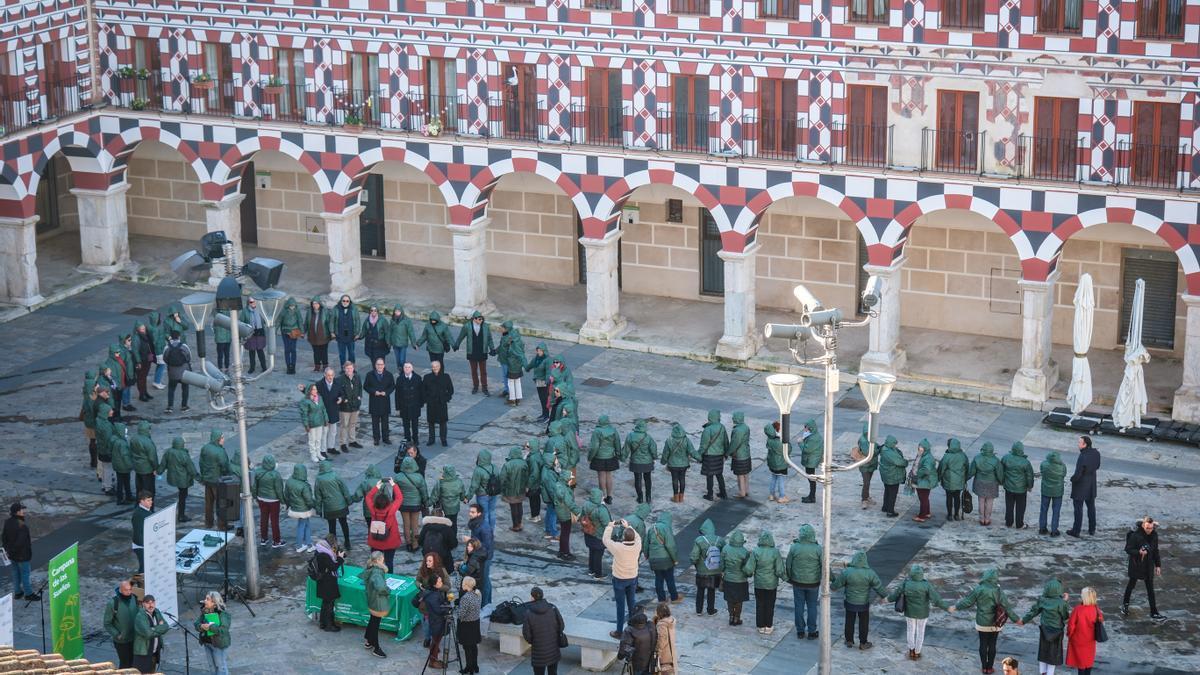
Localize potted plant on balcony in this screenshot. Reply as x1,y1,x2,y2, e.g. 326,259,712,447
191,72,215,91
262,76,285,97
136,68,151,81
131,98,148,111
343,111,364,132
118,66,136,79
422,113,443,138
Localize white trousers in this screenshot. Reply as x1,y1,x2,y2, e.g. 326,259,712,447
906,617,927,653
508,377,523,401
1040,664,1056,675
307,427,325,462
322,421,339,451
97,461,114,488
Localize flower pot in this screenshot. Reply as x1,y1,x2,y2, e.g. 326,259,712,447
191,80,215,91
263,85,284,96
344,123,363,133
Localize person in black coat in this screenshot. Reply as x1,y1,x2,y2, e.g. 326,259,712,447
363,358,395,446
1,502,37,599
1122,517,1164,619
422,577,452,669
521,587,565,673
394,362,425,447
458,538,486,589
618,612,658,675
315,368,345,456
1066,436,1101,537
419,509,457,570
312,534,346,631
422,360,454,447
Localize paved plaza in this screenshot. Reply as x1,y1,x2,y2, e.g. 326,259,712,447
1,280,1197,674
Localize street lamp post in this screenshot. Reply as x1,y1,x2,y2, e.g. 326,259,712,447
764,282,896,675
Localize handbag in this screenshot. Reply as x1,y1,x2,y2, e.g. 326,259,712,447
962,491,974,514
1094,617,1108,643
289,328,303,340
893,582,907,614
992,592,1008,629
369,519,388,540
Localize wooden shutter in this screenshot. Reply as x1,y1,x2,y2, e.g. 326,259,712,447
1121,249,1178,349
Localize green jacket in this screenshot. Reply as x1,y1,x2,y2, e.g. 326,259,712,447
130,421,159,475
645,513,677,567
623,503,653,543
164,305,191,344
252,454,286,500
131,502,150,546
132,608,170,656
831,551,884,606
1040,451,1067,498
299,394,329,429
525,343,551,381
698,410,729,458
199,431,235,484
799,420,822,469
914,440,938,490
453,311,494,357
284,465,316,512
495,322,527,372
430,465,467,517
785,524,822,586
500,447,530,499
878,436,909,486
857,423,877,474
525,440,546,493
661,423,699,468
416,311,453,353
1021,578,1071,631
588,415,621,463
765,424,789,473
352,465,383,507
146,311,167,353
103,589,140,644
1001,442,1035,494
955,568,1018,628
395,457,429,509
689,518,725,577
313,460,351,516
548,474,581,521
622,420,658,465
336,372,363,412
937,439,970,491
969,442,1004,487
278,298,303,333
720,531,750,583
193,609,231,650
94,401,115,462
157,437,197,489
213,309,233,344
469,449,499,497
304,297,335,340
728,412,751,461
360,565,391,614
886,565,948,620
580,488,611,533
102,344,128,388
110,423,134,474
80,370,98,429
743,532,786,590
386,306,417,349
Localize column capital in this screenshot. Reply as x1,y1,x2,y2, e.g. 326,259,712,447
204,192,247,211
0,215,40,229
1182,294,1200,309
862,254,906,277
578,227,622,248
69,182,131,199
447,217,490,235
716,240,760,262
1017,269,1060,291
321,204,366,222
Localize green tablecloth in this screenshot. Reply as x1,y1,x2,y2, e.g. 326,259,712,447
305,564,422,641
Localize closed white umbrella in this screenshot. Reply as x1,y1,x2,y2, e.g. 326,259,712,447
1066,273,1095,415
1113,278,1151,431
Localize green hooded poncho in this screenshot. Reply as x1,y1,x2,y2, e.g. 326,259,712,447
417,311,453,354
581,487,611,533
937,438,970,491
284,464,315,512
469,449,499,497
145,311,167,353
110,423,134,474
721,531,750,583
313,460,351,517
495,321,527,373
386,306,417,349
252,455,286,501
525,440,546,490
878,436,909,486
1021,578,1071,630
969,442,1004,487
1001,442,1036,493
955,568,1018,628
548,473,581,521
644,512,677,569
831,551,884,606
886,564,949,620
690,519,725,577
199,431,235,483
157,437,198,490
164,304,191,344
799,419,823,470
501,446,530,500
765,423,789,474
661,423,699,469
622,420,658,466
624,502,653,541
785,524,822,586
352,465,383,505
395,456,429,509
525,342,550,382
857,423,878,474
729,412,751,461
915,439,938,490
1039,451,1067,498
129,421,159,475
430,465,467,517
743,532,786,590
278,297,303,334
698,409,730,458
588,415,621,463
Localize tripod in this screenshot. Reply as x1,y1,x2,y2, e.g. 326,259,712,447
221,526,256,617
420,596,462,675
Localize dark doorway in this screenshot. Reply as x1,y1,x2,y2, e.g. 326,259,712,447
35,156,63,235
700,209,724,295
1120,248,1178,350
577,214,622,287
240,162,258,245
359,174,386,258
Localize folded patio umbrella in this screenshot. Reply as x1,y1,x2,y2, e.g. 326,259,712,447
1113,278,1150,431
1066,273,1095,416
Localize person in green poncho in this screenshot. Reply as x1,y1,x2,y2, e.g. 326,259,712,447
913,439,937,522
798,419,822,504
1038,451,1067,536
277,297,303,374
588,415,621,504
729,412,752,499
765,422,790,503
661,423,699,502
856,422,878,508
622,419,658,504
698,410,730,501
938,438,970,521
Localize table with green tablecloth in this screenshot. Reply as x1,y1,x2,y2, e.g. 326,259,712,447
305,565,422,641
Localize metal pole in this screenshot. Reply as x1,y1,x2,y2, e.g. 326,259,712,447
819,326,837,675
229,305,261,598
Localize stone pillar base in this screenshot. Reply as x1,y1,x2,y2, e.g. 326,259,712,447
328,286,372,305
715,334,760,361
1010,360,1059,403
449,298,495,322
1172,386,1200,423
579,315,628,344
860,347,907,376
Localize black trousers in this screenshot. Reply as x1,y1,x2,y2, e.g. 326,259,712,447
311,343,329,369
135,472,156,499
216,342,231,369
371,414,390,443
860,470,874,500
247,349,267,372
89,437,98,467
1124,576,1158,613
116,472,133,503
509,501,523,528
586,537,603,575
882,483,900,514
176,487,188,520
365,614,382,647
805,467,817,499
1071,497,1096,535
945,489,962,518
133,653,158,674
670,468,686,495
114,640,134,668
536,385,549,418
528,490,541,519
401,415,419,443
844,608,869,644
427,419,447,443
696,584,716,614
463,643,479,672
167,379,189,408
532,666,558,675
1004,491,1028,527
705,473,727,497
320,598,336,628
327,516,350,547
633,472,652,503
978,630,998,669
754,588,777,628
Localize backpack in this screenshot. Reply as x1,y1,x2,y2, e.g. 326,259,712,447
580,514,597,536
369,519,388,540
702,537,722,571
485,467,501,497
165,343,187,367
306,554,321,581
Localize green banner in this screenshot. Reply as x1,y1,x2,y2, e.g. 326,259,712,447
48,543,82,659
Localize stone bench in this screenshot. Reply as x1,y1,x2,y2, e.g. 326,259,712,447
490,616,620,671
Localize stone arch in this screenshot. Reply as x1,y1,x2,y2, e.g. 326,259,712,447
461,153,587,227
102,121,215,193
341,144,457,215
593,166,725,239
207,131,331,209
0,124,109,211
740,176,885,259
888,191,1030,263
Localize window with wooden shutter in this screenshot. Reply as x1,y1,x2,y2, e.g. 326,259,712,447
942,0,985,29
846,85,888,166
502,63,537,139
673,75,710,152
759,78,798,160
1031,97,1080,180
426,58,459,128
935,90,979,172
1121,249,1178,349
1038,0,1083,32
586,68,623,145
1129,101,1180,188
1136,0,1184,39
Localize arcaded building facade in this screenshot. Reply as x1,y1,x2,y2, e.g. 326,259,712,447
1,0,1199,416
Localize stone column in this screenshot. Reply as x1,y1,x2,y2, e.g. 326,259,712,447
72,182,132,273
204,194,245,286
323,205,369,301
1010,272,1060,403
860,256,907,374
1172,295,1200,423
448,218,495,319
715,243,761,361
579,229,626,342
0,215,44,306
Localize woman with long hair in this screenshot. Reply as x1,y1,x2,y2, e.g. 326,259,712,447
654,601,678,674
194,591,231,675
359,551,390,658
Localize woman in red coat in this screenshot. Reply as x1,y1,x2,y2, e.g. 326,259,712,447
1065,586,1103,674
365,478,403,573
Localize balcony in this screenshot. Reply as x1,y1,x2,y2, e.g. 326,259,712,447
1,73,93,138
486,97,541,141
835,123,893,168
572,103,627,147
759,0,800,19
922,127,983,175
1016,135,1084,182
1119,139,1189,191
670,0,709,14
655,108,718,154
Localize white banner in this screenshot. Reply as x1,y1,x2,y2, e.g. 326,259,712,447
143,503,178,621
0,593,11,647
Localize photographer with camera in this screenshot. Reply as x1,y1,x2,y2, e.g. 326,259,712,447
365,476,403,573
618,610,657,675
1122,516,1164,620
312,534,347,632
421,574,453,669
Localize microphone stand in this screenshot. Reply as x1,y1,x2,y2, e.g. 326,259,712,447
162,611,195,675
24,579,49,654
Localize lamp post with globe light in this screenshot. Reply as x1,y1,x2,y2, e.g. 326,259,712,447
764,280,897,675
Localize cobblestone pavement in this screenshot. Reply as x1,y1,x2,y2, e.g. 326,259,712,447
1,281,1197,674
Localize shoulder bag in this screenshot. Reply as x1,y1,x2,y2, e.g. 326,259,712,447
893,581,907,614
1094,615,1108,643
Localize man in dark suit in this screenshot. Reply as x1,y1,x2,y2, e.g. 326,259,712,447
316,367,345,456
1066,435,1101,537
363,357,396,446
394,361,425,447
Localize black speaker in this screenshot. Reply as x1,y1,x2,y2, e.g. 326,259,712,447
216,476,240,522
244,257,285,291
